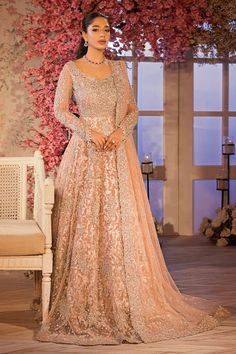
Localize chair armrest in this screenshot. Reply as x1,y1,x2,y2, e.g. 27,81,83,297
33,151,54,249
44,177,54,205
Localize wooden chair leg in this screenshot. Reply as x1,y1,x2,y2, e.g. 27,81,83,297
42,272,51,323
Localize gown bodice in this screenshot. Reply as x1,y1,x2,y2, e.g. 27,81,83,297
67,61,117,137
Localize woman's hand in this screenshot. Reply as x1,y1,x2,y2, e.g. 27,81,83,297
103,128,124,151
90,129,107,150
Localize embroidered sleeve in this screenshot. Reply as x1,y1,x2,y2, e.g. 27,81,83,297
54,63,91,142
117,60,139,141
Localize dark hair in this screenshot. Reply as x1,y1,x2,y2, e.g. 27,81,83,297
76,12,110,59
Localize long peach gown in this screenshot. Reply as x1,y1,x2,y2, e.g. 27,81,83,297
36,58,229,345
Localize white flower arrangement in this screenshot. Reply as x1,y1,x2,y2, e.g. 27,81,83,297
200,204,236,246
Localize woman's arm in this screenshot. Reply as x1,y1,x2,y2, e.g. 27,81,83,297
117,60,139,141
54,63,91,142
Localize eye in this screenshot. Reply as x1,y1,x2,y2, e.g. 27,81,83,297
91,28,110,32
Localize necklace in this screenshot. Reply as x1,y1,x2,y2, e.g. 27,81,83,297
84,55,106,65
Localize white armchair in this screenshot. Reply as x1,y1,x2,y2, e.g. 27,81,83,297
0,150,54,323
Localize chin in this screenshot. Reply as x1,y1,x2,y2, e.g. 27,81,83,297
97,46,107,50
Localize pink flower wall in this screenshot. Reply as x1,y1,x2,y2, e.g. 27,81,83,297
16,0,211,173
1,0,235,172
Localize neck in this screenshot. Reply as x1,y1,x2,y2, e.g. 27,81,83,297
85,48,105,62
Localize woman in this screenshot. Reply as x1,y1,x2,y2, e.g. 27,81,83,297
36,11,229,346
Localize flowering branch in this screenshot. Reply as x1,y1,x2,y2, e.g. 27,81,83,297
10,0,236,173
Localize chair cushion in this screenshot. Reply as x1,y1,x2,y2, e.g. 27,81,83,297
0,220,45,256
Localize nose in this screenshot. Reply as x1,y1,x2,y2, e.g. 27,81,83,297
99,29,108,37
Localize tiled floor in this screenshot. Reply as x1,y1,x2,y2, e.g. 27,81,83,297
0,235,236,354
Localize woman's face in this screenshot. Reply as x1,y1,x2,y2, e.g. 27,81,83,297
82,16,111,50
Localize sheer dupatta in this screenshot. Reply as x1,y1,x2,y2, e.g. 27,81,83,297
112,60,229,342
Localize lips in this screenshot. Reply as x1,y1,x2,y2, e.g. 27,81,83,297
98,41,106,44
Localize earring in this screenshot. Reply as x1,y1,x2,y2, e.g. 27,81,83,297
84,40,88,47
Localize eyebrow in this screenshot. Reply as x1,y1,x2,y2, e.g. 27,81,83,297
91,25,110,28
